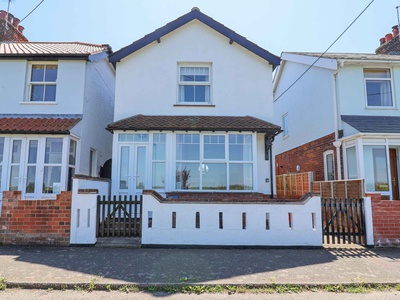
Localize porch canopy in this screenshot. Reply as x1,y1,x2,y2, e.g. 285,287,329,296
107,114,281,135
341,115,400,133
0,115,81,134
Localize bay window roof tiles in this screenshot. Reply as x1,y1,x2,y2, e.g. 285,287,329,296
0,116,81,134
107,114,282,134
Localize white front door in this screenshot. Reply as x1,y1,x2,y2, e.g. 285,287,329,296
118,144,148,195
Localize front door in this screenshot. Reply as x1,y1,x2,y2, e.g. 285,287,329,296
389,148,399,200
118,144,148,195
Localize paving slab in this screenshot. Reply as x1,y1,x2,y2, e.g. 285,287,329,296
0,246,399,286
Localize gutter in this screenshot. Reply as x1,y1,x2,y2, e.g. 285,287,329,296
332,70,342,180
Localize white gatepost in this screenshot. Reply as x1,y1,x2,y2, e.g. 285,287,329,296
363,197,374,247
70,177,109,245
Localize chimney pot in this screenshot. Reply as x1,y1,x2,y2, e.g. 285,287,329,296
18,25,24,34
380,37,386,45
12,17,20,28
0,10,7,19
392,25,399,36
385,33,393,43
7,13,13,24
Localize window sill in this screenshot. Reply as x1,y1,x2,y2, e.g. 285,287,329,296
20,101,58,105
365,106,397,110
174,104,215,107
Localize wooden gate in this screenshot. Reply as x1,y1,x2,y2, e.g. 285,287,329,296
96,195,142,237
321,198,366,245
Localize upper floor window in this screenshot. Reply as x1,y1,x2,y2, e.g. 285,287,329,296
178,66,210,104
29,64,58,102
282,113,289,137
364,69,393,107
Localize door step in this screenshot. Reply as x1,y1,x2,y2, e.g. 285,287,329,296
95,237,141,248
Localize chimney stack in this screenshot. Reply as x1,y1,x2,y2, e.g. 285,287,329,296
0,10,28,42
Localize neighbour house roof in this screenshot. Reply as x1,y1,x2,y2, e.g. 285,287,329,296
285,52,400,62
107,115,282,134
341,115,400,134
0,42,112,59
109,8,280,67
0,115,81,134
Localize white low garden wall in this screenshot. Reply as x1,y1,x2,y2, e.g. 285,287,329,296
142,194,322,247
70,177,110,245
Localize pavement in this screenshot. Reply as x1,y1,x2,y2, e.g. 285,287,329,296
0,239,399,289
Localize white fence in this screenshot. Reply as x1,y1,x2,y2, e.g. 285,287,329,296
70,177,110,245
142,194,322,247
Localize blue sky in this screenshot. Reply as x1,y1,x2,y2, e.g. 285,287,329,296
3,0,400,55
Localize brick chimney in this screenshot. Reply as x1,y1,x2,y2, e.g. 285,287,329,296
0,10,28,42
376,25,400,54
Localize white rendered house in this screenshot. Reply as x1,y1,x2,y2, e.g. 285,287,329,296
273,51,400,199
108,8,281,198
0,42,115,199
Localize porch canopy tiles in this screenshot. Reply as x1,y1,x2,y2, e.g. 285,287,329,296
0,115,81,134
341,115,400,133
107,114,281,135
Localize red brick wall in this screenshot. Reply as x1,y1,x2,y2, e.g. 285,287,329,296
276,132,342,182
369,193,400,247
0,191,71,246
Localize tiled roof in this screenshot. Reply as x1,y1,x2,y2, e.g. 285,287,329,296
0,116,81,134
341,115,400,133
107,114,282,134
286,52,400,62
0,42,111,57
110,8,280,67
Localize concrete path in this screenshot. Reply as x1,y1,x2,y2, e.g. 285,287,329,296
0,245,399,287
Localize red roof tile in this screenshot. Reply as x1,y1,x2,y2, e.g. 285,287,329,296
0,117,81,134
107,115,281,134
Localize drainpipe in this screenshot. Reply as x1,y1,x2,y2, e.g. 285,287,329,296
332,68,342,180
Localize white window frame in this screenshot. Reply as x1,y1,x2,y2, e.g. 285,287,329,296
174,132,256,192
363,68,395,108
323,150,335,181
26,62,58,102
2,135,68,199
282,113,289,138
177,63,212,105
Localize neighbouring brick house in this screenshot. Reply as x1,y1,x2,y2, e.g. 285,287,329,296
273,25,400,200
0,13,115,198
107,8,281,200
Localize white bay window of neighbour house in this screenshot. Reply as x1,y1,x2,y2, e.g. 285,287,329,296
178,66,210,103
363,145,389,192
4,137,68,198
346,146,358,180
68,140,77,191
364,69,393,107
43,138,63,194
175,133,253,191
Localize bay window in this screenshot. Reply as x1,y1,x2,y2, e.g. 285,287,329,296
175,133,254,191
363,145,389,192
152,133,166,189
43,138,63,194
